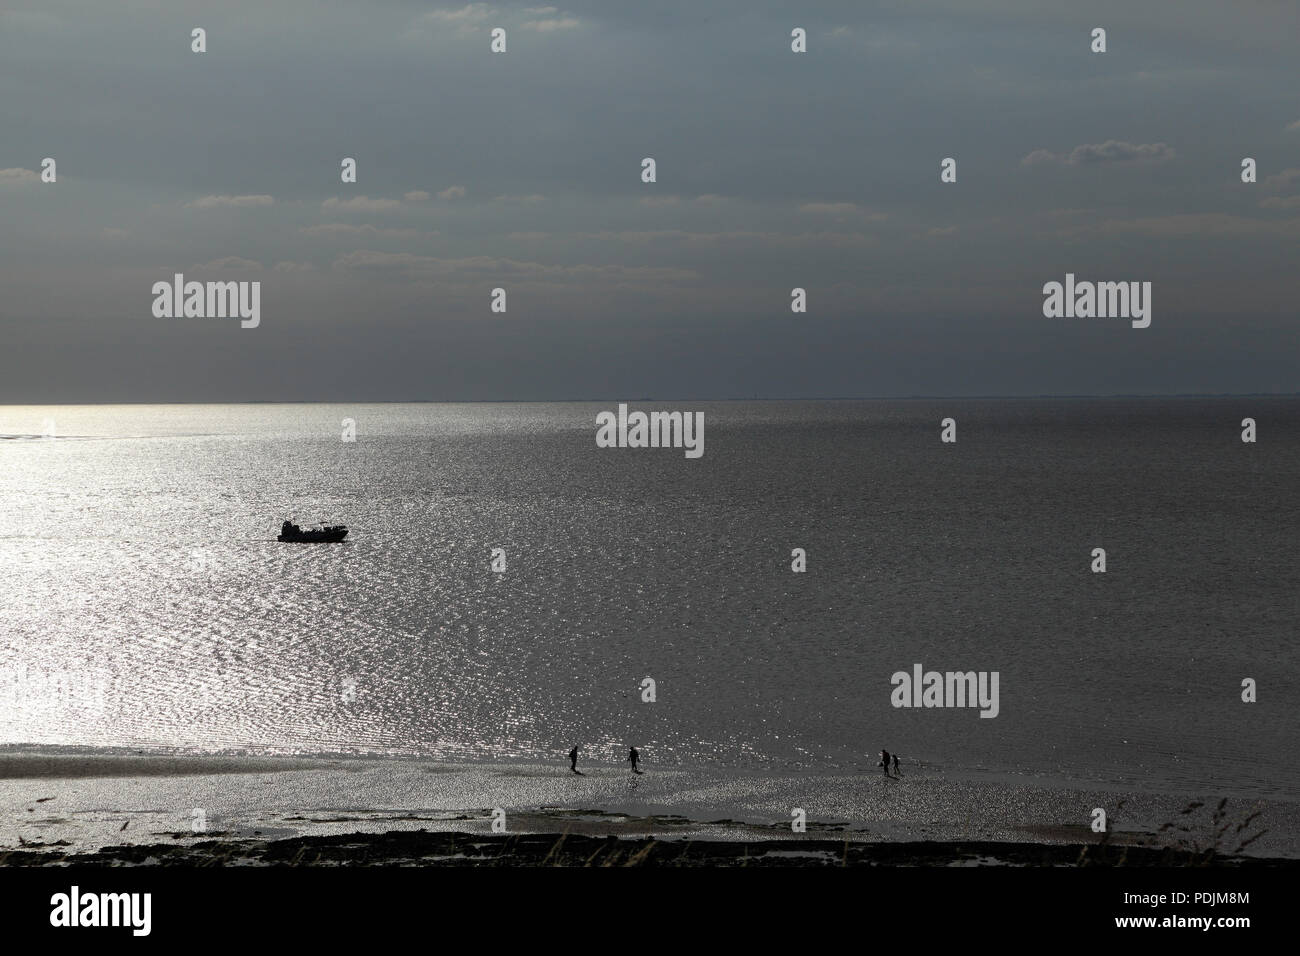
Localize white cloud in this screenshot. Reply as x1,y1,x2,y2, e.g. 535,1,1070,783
422,4,494,26
332,250,697,283
186,194,274,208
0,167,40,185
322,196,402,212
1262,168,1300,190
522,15,580,32
404,190,431,201
272,261,316,272
191,256,263,271
1020,149,1059,168
301,223,426,239
637,194,732,208
1077,213,1300,239
799,202,886,220
1068,141,1176,165
577,230,875,248
437,185,467,200
1021,141,1176,167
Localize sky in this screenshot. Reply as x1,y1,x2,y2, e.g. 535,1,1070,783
2,0,1298,401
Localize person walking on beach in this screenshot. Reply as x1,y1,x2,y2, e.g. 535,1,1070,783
628,746,641,774
891,752,901,777
878,749,892,778
569,745,580,774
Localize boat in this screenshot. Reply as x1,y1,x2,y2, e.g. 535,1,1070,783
278,520,348,543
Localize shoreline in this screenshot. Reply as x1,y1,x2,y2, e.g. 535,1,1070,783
2,746,1296,864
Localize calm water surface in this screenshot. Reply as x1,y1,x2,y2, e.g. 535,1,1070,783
1,400,1296,799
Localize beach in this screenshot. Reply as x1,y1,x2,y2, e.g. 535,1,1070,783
2,746,1294,866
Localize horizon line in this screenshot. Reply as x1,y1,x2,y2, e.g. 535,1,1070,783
2,392,1298,406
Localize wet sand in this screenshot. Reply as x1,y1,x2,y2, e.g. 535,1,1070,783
2,746,1295,865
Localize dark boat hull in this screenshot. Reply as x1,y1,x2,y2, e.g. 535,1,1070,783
277,528,348,543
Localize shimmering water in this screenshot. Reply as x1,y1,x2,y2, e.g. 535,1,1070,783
1,400,1297,799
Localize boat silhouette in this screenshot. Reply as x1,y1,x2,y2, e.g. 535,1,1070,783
277,520,348,543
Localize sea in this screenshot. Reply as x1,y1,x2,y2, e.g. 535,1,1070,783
1,399,1297,801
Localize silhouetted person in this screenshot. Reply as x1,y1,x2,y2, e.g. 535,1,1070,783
879,749,891,777
628,747,640,773
891,753,901,777
569,745,580,774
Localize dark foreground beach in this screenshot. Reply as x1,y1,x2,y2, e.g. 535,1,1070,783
2,747,1295,867
6,830,1295,868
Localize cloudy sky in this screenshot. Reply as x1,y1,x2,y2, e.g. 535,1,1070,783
2,0,1298,401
